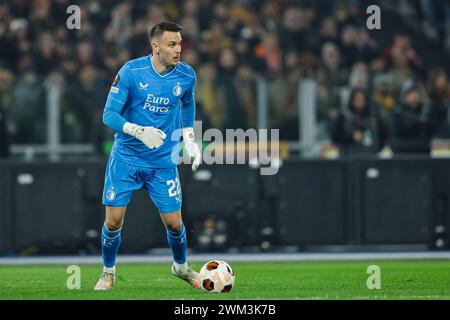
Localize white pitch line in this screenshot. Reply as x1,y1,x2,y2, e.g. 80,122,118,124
1,251,450,265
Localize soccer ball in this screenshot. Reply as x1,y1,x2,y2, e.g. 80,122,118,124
199,260,235,293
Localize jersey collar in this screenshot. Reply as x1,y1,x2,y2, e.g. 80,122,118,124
149,54,178,78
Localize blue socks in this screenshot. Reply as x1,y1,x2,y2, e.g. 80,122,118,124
101,224,122,268
166,225,187,264
101,223,187,267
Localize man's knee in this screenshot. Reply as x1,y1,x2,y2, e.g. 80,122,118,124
165,220,183,233
104,218,123,231
104,207,126,231
161,210,183,232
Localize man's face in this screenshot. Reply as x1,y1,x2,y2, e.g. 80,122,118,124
152,31,182,66
353,91,366,111
405,90,422,108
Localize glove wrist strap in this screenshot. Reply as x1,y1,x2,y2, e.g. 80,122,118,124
123,122,138,136
182,127,195,142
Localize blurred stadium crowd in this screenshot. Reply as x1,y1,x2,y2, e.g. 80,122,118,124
0,0,450,158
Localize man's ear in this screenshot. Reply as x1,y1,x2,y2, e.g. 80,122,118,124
151,40,159,54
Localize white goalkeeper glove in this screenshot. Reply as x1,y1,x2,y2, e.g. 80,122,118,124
123,122,166,149
182,127,201,172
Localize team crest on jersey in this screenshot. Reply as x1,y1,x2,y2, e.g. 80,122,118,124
173,82,182,97
112,74,120,86
106,189,116,201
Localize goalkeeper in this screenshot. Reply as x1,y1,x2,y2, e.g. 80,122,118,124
94,21,201,290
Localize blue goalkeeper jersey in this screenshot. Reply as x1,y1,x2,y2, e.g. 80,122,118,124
103,55,196,168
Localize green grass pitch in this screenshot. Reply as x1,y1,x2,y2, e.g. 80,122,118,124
1,260,450,299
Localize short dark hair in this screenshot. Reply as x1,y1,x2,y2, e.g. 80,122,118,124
149,21,183,41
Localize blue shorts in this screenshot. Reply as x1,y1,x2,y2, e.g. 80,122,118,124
102,157,182,214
